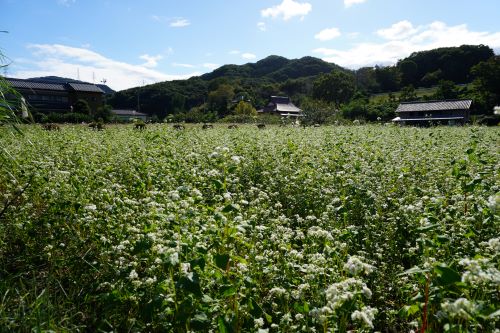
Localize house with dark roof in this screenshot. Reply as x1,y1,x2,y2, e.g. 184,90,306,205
6,77,105,116
392,99,472,125
260,96,302,118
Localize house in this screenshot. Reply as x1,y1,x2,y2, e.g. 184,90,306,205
6,77,105,115
111,109,149,122
392,99,472,125
260,96,302,118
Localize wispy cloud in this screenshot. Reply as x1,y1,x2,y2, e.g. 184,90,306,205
14,44,199,90
261,0,312,21
172,63,196,68
139,54,163,68
57,0,75,6
376,20,418,40
315,27,341,41
257,22,267,31
241,53,257,60
170,18,190,28
344,0,367,8
313,21,500,68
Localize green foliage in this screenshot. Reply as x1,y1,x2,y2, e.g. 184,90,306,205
73,99,91,115
399,85,418,102
0,125,498,331
207,84,234,117
94,104,113,122
234,101,257,116
313,70,356,107
301,98,337,124
432,80,460,100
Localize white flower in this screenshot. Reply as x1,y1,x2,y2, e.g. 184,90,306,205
351,306,378,328
344,256,374,276
129,269,139,280
254,317,264,328
84,204,97,211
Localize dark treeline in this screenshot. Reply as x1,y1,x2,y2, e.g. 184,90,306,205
107,45,499,123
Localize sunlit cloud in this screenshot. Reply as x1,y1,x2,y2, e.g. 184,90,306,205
313,21,500,68
315,27,341,41
13,44,200,91
170,18,190,28
241,53,256,60
261,0,312,21
257,22,267,31
139,54,163,68
376,20,418,40
344,0,367,8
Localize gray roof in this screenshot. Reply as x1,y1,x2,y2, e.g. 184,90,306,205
5,77,104,94
7,78,67,91
396,100,472,113
67,82,104,93
276,103,301,113
112,109,148,116
393,116,465,122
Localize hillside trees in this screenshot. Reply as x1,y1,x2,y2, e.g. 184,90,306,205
313,70,355,107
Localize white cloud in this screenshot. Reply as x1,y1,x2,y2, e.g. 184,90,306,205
14,44,200,91
203,63,220,70
312,21,500,68
229,50,241,55
241,53,256,60
170,18,190,28
172,63,196,68
376,20,418,40
139,54,162,68
344,0,367,8
315,27,341,41
257,22,267,31
57,0,75,6
261,0,312,21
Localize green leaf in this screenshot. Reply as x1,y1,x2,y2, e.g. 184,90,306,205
213,179,223,190
190,312,210,330
222,203,239,213
434,264,461,285
398,266,430,276
218,317,227,333
214,253,230,270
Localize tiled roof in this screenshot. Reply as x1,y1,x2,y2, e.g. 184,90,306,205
7,78,67,91
67,83,104,93
392,116,465,122
276,103,301,113
271,96,290,104
396,100,472,113
5,78,104,93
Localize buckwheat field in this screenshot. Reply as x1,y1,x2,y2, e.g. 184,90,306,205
0,124,498,332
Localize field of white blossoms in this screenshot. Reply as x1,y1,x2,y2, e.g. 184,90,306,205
0,124,498,332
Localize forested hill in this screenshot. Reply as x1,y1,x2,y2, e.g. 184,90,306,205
107,44,495,119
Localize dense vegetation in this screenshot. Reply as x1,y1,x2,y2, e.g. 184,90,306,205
106,45,499,123
1,124,498,332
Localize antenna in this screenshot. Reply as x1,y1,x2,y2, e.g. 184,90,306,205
92,72,95,84
77,68,80,80
101,78,107,84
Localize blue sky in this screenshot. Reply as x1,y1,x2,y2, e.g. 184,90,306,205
1,0,499,90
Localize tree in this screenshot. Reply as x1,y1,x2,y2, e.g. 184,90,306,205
469,56,500,115
355,67,380,93
73,99,91,115
398,60,418,86
374,65,401,92
234,101,257,116
312,70,355,107
207,84,234,117
399,85,418,102
94,104,113,122
301,98,337,124
432,80,459,100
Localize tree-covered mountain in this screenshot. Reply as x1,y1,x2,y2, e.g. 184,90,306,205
107,45,496,120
